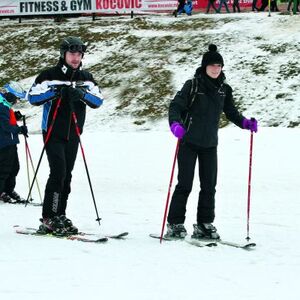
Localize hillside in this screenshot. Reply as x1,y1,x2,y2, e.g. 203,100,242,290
0,12,299,130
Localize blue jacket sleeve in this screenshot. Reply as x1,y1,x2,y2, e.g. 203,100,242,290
83,83,104,109
27,81,57,106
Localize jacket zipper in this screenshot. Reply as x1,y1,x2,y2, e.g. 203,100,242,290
186,116,192,133
66,70,76,141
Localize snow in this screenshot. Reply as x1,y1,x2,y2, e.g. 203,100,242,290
0,11,300,300
1,127,299,300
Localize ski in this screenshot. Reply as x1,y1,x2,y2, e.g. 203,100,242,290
149,234,217,247
149,233,180,241
14,226,128,240
1,199,41,206
149,233,255,249
185,238,218,247
16,228,108,243
217,240,256,249
78,231,129,239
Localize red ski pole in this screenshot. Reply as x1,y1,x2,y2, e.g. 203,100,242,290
159,139,180,243
246,131,254,241
25,98,62,206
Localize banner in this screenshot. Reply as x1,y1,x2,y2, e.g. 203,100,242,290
0,0,256,16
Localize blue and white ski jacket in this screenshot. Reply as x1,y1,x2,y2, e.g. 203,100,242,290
27,59,103,141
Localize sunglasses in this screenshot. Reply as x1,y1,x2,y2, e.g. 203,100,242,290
67,44,87,53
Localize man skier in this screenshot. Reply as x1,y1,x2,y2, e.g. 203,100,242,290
166,44,258,240
0,86,28,203
27,36,103,236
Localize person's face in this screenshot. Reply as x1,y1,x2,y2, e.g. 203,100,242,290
65,51,83,69
206,64,222,79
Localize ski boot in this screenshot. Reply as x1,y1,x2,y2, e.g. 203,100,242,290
0,192,12,203
191,223,220,240
164,223,187,239
6,190,25,203
37,216,67,236
60,215,78,234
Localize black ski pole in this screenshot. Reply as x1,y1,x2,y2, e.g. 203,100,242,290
70,104,101,226
25,98,62,206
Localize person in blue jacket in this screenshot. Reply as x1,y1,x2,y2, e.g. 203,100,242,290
27,36,104,236
0,89,28,203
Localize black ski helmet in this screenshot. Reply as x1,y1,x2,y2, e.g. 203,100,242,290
60,36,87,59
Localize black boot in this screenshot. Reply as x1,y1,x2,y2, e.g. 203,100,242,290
37,216,67,236
7,190,25,203
192,223,220,240
164,223,187,239
0,192,12,203
60,215,78,234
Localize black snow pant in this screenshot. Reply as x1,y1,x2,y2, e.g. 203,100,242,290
167,142,217,225
206,0,218,13
0,145,20,195
259,0,269,11
42,137,79,218
233,0,241,12
177,0,186,12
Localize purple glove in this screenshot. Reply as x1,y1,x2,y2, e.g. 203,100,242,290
170,122,186,139
242,118,258,133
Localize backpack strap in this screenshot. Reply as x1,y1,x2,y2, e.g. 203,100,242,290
188,77,198,109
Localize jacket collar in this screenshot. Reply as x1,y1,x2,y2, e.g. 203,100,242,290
57,58,81,80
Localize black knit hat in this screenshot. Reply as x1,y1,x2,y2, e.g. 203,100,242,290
201,44,224,68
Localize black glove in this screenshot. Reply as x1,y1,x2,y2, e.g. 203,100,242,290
18,125,28,137
68,87,85,103
14,111,23,121
60,87,69,100
4,92,18,105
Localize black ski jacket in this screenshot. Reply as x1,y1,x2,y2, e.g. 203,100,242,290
169,71,244,147
28,59,103,141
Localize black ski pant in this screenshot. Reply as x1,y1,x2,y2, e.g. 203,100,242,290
206,0,218,13
0,145,20,195
167,142,217,225
42,137,79,218
233,0,241,12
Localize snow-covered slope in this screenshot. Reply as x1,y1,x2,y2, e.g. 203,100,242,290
1,128,299,300
0,12,299,129
0,11,299,300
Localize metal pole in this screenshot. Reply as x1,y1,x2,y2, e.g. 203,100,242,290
71,110,101,226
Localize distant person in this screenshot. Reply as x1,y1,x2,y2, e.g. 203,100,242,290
259,0,269,11
252,0,259,11
0,86,28,204
270,0,279,11
173,0,186,17
27,36,103,236
287,0,299,12
206,0,218,13
165,44,258,240
184,0,193,15
232,0,241,12
216,0,230,13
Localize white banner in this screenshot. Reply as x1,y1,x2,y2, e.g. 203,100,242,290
0,0,178,16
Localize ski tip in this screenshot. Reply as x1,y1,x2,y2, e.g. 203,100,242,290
106,232,129,239
149,233,169,241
